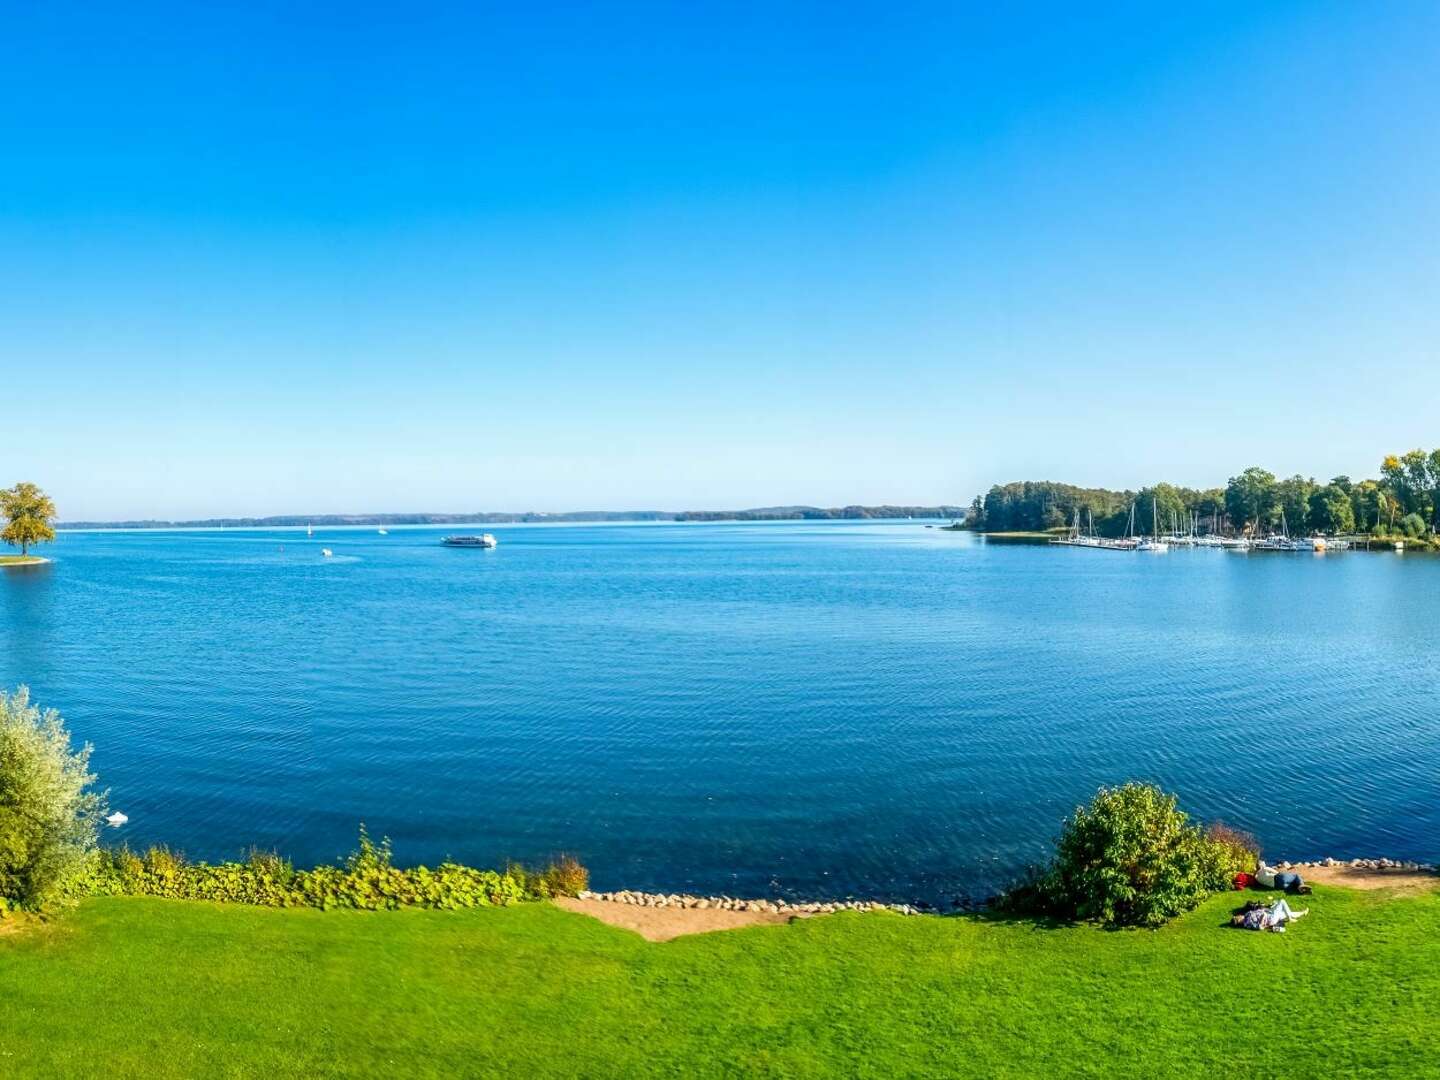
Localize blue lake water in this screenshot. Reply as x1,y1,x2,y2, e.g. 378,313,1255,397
2,523,1437,903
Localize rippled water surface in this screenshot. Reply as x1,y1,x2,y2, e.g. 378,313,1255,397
2,523,1437,902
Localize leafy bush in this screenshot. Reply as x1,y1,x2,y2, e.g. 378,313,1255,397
0,688,106,909
1204,823,1259,871
518,854,589,899
1400,513,1426,538
71,830,587,912
1006,783,1252,928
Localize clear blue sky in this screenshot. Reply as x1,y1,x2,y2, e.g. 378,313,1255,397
3,2,1437,519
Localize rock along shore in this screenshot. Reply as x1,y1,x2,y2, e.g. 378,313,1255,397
1278,857,1434,872
577,890,923,916
578,856,1436,915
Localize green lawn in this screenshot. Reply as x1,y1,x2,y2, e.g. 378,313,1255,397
2,888,1436,1078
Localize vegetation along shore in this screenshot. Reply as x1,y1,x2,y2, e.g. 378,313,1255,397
965,446,1440,549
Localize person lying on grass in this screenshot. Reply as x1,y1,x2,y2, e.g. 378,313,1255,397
1232,898,1309,933
1254,860,1313,895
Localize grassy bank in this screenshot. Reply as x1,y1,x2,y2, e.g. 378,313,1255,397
973,529,1063,541
0,555,47,566
3,887,1436,1078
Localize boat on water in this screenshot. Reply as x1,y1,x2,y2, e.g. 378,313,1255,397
442,534,498,548
1250,509,1308,551
377,528,388,535
1050,507,1129,550
1136,499,1168,552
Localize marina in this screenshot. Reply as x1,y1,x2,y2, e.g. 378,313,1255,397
1049,503,1367,554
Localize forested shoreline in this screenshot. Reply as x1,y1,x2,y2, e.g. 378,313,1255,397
965,449,1440,544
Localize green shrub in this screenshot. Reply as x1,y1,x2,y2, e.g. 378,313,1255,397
1204,823,1259,875
0,687,107,909
524,855,589,898
72,831,581,913
1401,513,1426,538
1010,783,1250,928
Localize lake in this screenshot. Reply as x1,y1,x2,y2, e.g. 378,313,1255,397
2,523,1436,904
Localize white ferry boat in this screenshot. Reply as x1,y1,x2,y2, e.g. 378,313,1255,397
441,534,497,548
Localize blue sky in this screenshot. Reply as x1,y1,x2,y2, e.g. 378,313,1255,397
2,2,1437,519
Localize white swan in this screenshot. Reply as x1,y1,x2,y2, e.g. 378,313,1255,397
106,811,129,826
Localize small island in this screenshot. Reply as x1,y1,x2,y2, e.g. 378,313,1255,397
1,481,57,566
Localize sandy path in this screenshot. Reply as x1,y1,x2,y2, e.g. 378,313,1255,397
1295,865,1438,894
552,897,794,941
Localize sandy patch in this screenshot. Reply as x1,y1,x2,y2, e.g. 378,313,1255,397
1296,865,1438,894
553,897,795,941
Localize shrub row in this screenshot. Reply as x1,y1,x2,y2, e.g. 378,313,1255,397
64,828,588,913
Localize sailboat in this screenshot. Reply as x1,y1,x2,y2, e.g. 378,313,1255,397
1136,498,1169,552
1254,508,1302,551
307,523,314,538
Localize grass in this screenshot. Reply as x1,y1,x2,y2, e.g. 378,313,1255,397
0,554,46,565
975,530,1063,540
2,887,1436,1078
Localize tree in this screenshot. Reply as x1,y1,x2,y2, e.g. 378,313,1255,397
0,482,57,556
1380,454,1420,517
1224,468,1276,536
0,687,105,909
1402,450,1430,516
1350,480,1384,532
1275,475,1317,534
1308,484,1355,535
1429,449,1440,530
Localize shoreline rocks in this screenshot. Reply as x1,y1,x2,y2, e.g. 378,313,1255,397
1277,857,1435,872
576,890,922,916
578,857,1437,913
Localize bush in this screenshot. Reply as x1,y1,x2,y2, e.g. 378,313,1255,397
0,688,106,909
526,855,589,898
1009,783,1251,928
1400,513,1426,539
72,831,586,912
1205,823,1259,871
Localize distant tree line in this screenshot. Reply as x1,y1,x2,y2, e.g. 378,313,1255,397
58,505,967,530
674,505,965,522
965,448,1440,540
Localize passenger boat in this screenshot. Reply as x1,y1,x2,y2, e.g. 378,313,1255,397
441,534,497,548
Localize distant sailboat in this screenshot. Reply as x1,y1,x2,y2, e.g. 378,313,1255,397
1136,498,1169,552
307,523,314,538
377,529,388,535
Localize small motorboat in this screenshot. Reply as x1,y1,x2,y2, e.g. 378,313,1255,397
106,811,129,827
442,534,497,548
321,548,334,557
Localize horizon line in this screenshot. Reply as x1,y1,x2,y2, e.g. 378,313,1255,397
54,502,968,530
